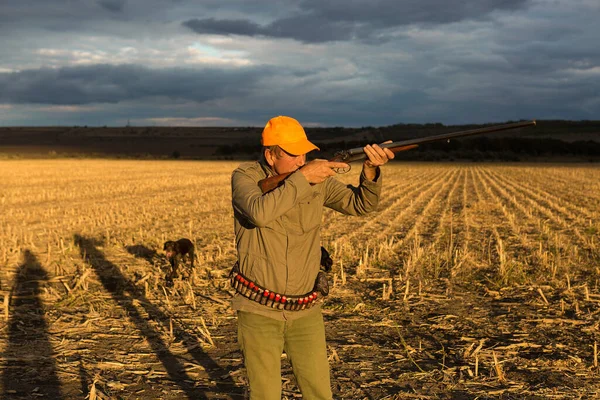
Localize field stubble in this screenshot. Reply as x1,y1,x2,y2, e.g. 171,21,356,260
1,159,599,399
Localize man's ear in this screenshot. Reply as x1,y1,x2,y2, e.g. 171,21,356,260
264,148,275,167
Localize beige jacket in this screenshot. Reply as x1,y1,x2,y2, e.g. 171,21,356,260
231,161,382,320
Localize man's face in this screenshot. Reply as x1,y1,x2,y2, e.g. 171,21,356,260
265,147,306,175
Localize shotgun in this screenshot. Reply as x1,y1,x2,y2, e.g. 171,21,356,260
259,120,536,193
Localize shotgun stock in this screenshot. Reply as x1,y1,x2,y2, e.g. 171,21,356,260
258,120,536,193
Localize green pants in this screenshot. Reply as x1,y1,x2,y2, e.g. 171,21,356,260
237,309,333,400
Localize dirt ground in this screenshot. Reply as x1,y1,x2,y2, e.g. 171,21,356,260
2,251,599,400
2,161,600,399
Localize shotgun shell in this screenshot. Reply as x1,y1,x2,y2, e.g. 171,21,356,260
234,274,243,292
264,294,271,307
274,293,282,308
300,296,309,310
236,275,244,294
248,282,258,300
254,288,262,304
266,291,276,308
246,283,255,298
295,298,303,311
260,290,270,305
240,277,251,297
255,288,263,303
287,297,295,311
256,289,269,304
279,296,287,310
244,278,253,297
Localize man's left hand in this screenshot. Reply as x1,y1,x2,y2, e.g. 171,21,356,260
363,141,395,180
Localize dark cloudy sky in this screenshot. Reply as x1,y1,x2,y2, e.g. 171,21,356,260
0,0,598,127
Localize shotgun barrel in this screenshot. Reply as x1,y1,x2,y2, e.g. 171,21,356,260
331,120,536,163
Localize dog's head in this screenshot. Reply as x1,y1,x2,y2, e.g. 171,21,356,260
163,241,179,259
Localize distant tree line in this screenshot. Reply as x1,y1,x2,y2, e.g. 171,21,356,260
215,120,600,161
215,137,600,161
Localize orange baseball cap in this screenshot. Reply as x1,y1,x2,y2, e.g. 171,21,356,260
261,116,319,155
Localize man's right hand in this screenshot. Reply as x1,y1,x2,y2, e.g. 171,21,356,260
299,159,349,184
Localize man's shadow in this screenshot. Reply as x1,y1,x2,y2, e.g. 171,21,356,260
2,250,63,399
125,243,173,280
125,244,159,265
74,235,242,399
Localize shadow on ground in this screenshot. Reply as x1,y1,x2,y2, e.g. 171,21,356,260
75,234,244,399
2,250,64,399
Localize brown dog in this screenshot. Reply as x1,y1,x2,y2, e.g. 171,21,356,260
163,238,195,280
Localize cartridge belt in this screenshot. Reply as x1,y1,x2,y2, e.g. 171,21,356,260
229,264,325,311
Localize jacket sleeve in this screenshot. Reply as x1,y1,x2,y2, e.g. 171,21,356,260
231,166,314,227
323,168,382,216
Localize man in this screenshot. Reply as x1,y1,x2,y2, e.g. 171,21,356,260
231,115,394,399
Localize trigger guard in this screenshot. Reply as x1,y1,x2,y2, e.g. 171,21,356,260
333,165,351,174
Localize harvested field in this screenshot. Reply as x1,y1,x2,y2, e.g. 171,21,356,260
0,159,599,399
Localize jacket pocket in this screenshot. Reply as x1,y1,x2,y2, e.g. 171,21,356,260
299,192,323,233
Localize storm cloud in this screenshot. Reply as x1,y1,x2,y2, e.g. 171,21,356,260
0,64,270,105
0,0,598,126
98,0,126,13
183,0,532,43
